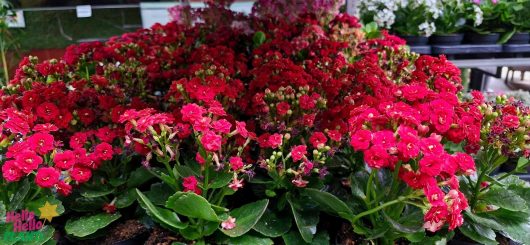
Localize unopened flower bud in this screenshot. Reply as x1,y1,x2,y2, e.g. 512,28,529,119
284,133,291,140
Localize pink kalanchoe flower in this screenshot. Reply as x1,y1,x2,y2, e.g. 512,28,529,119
196,152,206,165
229,178,244,191
212,119,232,134
181,104,206,123
221,216,236,230
235,121,249,138
350,129,372,151
268,134,283,149
55,181,72,196
35,167,60,188
291,145,307,162
229,156,244,171
201,131,222,152
33,123,59,132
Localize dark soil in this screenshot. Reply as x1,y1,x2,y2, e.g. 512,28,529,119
145,227,190,245
101,219,148,245
335,222,364,245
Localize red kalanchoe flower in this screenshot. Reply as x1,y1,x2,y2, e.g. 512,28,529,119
2,160,23,182
276,102,290,116
70,167,92,183
291,145,307,162
15,151,43,173
309,132,327,149
55,181,72,196
77,108,96,125
53,150,76,170
36,102,60,122
419,155,442,177
212,119,232,134
28,132,55,155
364,145,390,169
183,176,201,195
229,156,244,171
33,123,59,132
235,121,249,138
35,167,60,188
103,203,117,214
94,142,114,160
502,115,520,129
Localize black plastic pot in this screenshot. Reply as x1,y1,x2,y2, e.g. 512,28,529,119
430,33,464,45
465,32,500,44
506,32,530,44
399,35,429,45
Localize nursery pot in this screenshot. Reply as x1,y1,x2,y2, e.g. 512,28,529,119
399,35,429,45
465,32,500,44
506,32,530,44
430,33,464,45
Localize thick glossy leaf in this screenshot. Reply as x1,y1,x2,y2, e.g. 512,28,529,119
225,234,274,245
17,225,55,245
412,236,447,245
25,196,65,216
349,172,368,200
301,188,354,220
287,194,319,243
67,196,106,212
145,182,173,206
481,188,527,211
516,157,530,171
253,31,266,47
222,199,269,237
209,171,233,189
65,213,121,237
9,179,30,210
174,165,199,178
383,211,423,234
127,167,155,188
253,209,292,237
466,210,530,244
136,189,187,231
459,223,497,245
166,191,219,222
282,230,329,245
79,187,115,198
115,188,136,208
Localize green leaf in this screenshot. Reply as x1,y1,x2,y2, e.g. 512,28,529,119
413,235,447,245
282,230,329,245
145,182,173,206
166,192,220,222
383,211,423,234
174,165,199,178
0,201,6,223
66,197,106,212
287,194,319,243
221,199,269,237
25,196,65,216
17,225,55,245
108,178,127,187
9,179,30,210
136,189,187,231
349,172,368,200
459,223,497,245
65,213,121,237
253,31,266,47
79,187,115,198
466,210,530,244
516,157,530,171
127,167,155,188
481,188,527,211
115,188,136,208
253,209,292,237
224,234,274,245
301,188,354,220
209,171,233,189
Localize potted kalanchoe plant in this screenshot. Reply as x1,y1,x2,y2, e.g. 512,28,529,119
464,0,505,44
360,0,438,45
431,0,467,45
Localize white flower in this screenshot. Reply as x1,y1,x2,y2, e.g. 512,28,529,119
419,22,436,37
472,5,483,26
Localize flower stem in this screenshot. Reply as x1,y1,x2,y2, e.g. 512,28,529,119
351,197,404,224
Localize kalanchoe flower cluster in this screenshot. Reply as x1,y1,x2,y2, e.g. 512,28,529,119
479,94,530,157
347,50,481,231
120,102,252,193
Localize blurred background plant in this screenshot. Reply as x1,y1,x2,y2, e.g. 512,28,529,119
0,0,18,85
